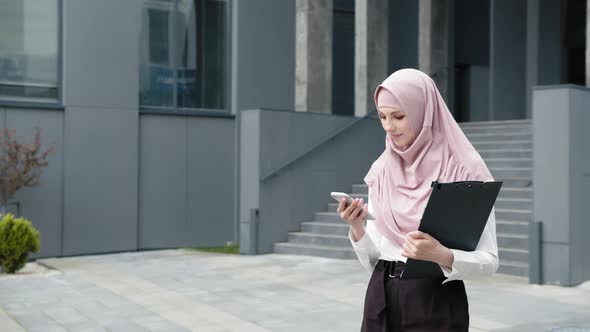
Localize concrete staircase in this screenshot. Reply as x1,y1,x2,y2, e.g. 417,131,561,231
274,119,532,278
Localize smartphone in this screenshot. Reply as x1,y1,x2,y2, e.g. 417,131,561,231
330,192,375,220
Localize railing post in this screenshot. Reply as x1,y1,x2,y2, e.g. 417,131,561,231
528,221,542,284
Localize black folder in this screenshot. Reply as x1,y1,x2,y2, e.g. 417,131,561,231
400,180,503,279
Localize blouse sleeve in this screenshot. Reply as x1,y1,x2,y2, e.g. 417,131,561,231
439,207,500,283
348,191,382,273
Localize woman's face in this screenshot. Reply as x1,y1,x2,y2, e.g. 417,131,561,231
378,106,416,149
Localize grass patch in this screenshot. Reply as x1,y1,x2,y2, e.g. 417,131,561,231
185,243,240,255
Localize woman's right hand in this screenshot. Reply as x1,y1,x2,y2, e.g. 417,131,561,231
337,198,367,241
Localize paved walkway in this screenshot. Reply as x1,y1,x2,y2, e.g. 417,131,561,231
0,250,589,331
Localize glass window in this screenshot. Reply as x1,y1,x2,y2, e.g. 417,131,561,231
140,1,174,107
148,9,171,66
140,0,229,111
0,0,60,103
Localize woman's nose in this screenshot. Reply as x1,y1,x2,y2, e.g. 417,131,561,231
384,121,395,132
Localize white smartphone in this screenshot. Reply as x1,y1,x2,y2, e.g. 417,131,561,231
330,192,375,220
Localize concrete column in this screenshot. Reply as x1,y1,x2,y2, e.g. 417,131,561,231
295,0,332,113
419,0,450,102
355,0,389,117
587,0,590,86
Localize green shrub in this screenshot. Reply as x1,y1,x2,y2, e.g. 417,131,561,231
0,214,40,273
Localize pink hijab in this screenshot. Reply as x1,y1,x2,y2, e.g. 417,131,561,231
364,69,493,246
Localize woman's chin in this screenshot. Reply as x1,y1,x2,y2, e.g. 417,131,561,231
393,139,415,151
393,142,409,151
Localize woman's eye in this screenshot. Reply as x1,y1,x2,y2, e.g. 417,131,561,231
395,116,404,120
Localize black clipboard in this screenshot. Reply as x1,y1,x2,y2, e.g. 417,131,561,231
400,180,502,279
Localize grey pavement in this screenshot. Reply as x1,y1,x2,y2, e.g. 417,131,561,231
0,250,589,332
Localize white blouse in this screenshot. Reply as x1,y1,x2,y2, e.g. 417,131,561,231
349,191,499,284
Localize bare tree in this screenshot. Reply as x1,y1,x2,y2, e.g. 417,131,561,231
0,128,54,214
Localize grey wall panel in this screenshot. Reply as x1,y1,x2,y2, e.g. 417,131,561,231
489,0,527,120
138,115,188,249
63,107,138,255
62,0,141,109
533,88,570,243
187,118,235,247
569,88,590,285
533,85,590,286
542,243,571,286
239,111,260,226
233,0,295,112
259,111,356,178
5,109,64,258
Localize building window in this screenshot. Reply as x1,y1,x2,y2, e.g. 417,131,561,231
140,0,229,111
0,0,60,103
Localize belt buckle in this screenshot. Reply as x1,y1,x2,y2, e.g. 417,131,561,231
388,261,396,279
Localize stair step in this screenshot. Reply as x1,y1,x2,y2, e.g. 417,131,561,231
328,202,340,211
462,124,532,133
465,132,532,142
458,119,532,127
496,220,530,234
327,192,367,207
329,199,533,213
472,140,532,150
351,184,368,194
499,248,529,262
479,149,532,159
498,187,532,199
275,245,531,274
460,121,532,131
497,233,528,250
314,212,346,223
302,221,350,236
497,260,529,277
288,232,350,247
485,158,532,168
495,198,532,210
463,127,533,135
495,208,532,222
490,167,532,178
273,242,356,259
493,177,532,188
348,193,367,200
328,195,533,211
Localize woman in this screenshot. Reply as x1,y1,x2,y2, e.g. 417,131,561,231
336,69,499,331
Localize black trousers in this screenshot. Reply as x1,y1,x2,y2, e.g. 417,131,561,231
361,260,469,332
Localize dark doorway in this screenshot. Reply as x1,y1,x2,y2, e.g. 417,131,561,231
453,0,490,122
564,0,586,85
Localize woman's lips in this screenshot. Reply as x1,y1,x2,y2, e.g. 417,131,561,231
391,134,403,139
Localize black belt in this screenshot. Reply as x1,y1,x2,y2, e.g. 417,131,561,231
375,259,405,279
362,260,406,325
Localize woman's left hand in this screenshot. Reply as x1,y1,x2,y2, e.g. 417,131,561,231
401,231,454,269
